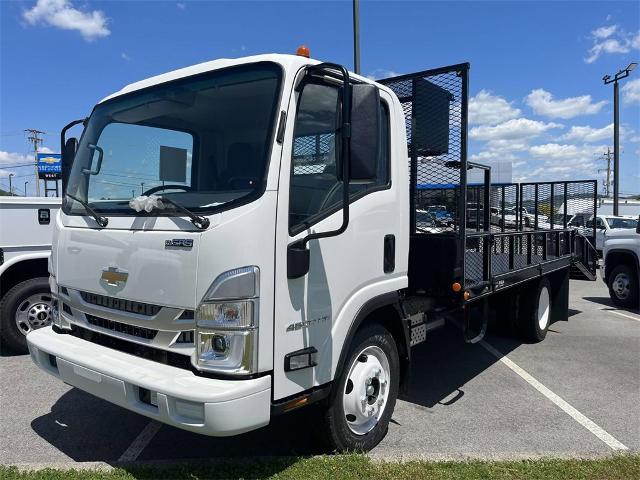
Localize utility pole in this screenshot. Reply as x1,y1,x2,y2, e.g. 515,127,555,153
597,147,613,197
25,128,45,197
9,173,14,195
353,0,361,74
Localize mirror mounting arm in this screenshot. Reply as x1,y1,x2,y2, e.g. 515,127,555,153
301,63,352,248
287,63,352,280
60,118,87,154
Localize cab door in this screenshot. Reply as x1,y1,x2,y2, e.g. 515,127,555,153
272,75,404,400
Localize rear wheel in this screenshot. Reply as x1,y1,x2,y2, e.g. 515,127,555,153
316,324,399,452
0,277,52,354
608,265,639,308
516,277,551,342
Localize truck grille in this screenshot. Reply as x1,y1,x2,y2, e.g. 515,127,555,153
69,326,192,371
86,314,158,340
80,291,161,316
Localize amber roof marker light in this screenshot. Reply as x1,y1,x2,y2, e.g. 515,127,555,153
296,45,310,58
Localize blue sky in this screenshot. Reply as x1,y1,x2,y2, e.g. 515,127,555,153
1,0,639,196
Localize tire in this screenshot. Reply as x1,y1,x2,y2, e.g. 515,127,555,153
0,277,52,354
316,323,400,452
516,277,551,342
608,265,639,309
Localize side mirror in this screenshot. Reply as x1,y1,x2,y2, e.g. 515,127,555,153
62,137,78,193
349,83,380,182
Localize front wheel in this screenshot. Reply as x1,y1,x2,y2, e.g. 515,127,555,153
608,265,639,308
0,277,52,354
316,324,399,452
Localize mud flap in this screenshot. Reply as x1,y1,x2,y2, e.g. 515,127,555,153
463,297,488,344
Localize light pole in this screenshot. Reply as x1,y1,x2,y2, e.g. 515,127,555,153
140,182,145,195
9,173,14,195
603,62,637,215
24,181,29,197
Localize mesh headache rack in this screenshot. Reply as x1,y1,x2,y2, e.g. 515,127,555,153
379,64,598,304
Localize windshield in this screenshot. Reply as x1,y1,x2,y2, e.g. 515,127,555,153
606,217,638,229
64,62,282,215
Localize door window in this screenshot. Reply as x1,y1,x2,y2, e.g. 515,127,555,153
288,82,390,233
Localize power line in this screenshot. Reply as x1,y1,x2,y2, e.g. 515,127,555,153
0,162,37,169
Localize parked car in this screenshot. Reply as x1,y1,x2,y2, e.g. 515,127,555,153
589,214,639,252
602,217,640,308
425,205,453,226
416,209,440,232
514,206,549,227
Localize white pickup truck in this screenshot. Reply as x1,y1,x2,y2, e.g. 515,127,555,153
0,197,60,352
602,218,640,308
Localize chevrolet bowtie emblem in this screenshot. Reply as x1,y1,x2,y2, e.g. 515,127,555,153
101,267,128,287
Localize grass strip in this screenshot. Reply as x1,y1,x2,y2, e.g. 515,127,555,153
1,454,638,480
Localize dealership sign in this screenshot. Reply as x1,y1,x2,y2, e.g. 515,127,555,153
37,153,62,179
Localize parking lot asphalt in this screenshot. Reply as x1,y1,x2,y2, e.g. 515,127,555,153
1,275,638,467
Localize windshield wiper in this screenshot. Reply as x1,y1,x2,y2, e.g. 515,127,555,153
65,193,108,228
159,197,210,229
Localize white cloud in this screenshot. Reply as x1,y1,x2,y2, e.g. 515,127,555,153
525,89,606,119
121,52,131,61
176,2,186,9
469,118,562,141
592,25,617,39
367,69,400,80
23,0,110,41
622,78,640,105
469,90,521,125
560,124,613,143
529,143,603,161
512,143,606,182
585,24,640,63
0,150,31,166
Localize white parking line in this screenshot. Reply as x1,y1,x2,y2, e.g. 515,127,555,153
479,339,629,451
603,309,640,322
117,420,162,462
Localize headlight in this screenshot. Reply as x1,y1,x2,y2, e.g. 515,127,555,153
196,301,254,330
194,267,259,375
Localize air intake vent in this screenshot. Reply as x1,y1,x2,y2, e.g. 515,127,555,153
175,331,194,344
86,314,158,340
80,291,161,316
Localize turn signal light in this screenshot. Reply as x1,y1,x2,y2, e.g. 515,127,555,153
296,45,310,58
463,291,471,301
452,282,462,292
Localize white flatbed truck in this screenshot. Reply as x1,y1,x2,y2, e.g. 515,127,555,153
27,53,597,451
0,197,60,353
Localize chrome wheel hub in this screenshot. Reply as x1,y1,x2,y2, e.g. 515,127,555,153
342,345,390,435
15,293,52,336
612,273,630,300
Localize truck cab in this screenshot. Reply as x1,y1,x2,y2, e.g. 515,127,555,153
27,54,409,450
